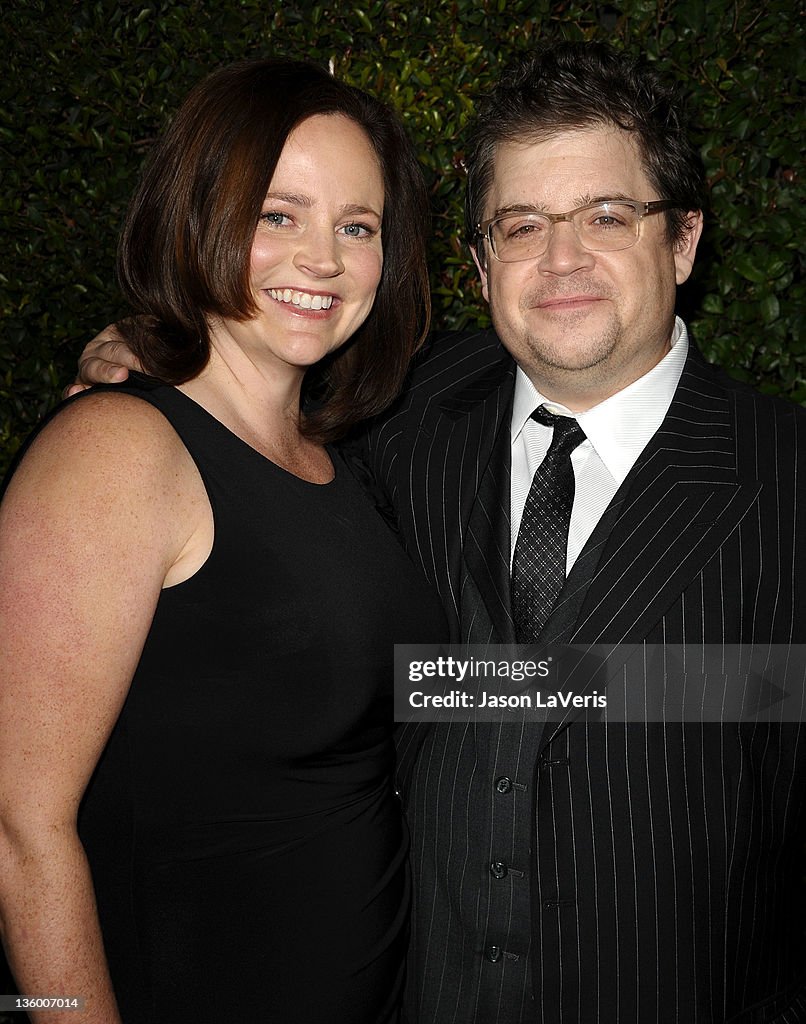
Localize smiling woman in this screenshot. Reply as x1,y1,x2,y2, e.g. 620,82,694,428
0,60,445,1024
115,59,430,441
224,113,385,390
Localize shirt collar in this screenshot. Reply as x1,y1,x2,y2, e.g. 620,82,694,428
511,316,689,486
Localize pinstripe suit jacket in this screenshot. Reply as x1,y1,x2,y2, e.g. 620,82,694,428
363,328,806,1024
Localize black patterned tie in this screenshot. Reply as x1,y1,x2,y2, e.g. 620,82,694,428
511,406,586,643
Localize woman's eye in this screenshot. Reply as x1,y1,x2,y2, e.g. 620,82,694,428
340,222,374,238
259,211,292,228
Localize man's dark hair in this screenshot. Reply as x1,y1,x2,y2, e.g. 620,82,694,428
117,58,430,442
465,41,707,258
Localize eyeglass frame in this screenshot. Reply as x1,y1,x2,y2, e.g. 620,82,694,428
475,199,679,263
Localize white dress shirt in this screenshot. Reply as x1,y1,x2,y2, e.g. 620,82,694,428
510,316,689,571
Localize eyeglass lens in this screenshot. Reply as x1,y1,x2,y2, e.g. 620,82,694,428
489,203,642,260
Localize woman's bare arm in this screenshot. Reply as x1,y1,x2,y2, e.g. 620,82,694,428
0,393,208,1022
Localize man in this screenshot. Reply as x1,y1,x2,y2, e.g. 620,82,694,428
74,42,805,1023
362,43,806,1024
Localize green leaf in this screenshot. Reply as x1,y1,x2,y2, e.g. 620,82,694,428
702,293,724,314
760,294,780,324
354,8,373,33
733,255,768,284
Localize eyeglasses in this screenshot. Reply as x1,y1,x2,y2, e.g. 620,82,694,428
476,200,677,263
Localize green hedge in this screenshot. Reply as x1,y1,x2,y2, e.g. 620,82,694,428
2,0,804,478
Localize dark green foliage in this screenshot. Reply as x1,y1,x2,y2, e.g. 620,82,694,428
2,0,804,476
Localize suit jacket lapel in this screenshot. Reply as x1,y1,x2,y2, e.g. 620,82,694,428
460,389,516,642
543,348,761,646
434,354,516,643
536,348,762,746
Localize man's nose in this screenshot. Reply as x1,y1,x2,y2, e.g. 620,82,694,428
536,220,595,275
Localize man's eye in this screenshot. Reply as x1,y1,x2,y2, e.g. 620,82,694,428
506,220,545,239
587,207,634,229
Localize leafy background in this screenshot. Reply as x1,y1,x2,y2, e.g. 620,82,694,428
2,0,804,482
0,0,803,1009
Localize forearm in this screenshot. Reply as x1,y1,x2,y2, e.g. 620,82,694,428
0,827,122,1024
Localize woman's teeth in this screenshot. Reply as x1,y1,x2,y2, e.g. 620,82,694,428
268,289,334,310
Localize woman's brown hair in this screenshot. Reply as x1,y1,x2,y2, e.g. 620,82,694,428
117,58,430,441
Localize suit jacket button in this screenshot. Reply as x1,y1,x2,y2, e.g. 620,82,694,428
486,945,501,963
495,776,513,793
490,860,508,879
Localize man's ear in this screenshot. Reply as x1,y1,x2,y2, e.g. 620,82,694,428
674,210,704,285
471,245,491,304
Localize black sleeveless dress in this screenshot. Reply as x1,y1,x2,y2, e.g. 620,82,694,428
65,376,447,1023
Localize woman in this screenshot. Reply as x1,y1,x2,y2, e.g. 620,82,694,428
0,60,445,1023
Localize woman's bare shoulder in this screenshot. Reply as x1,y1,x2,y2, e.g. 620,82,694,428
1,388,207,563
30,388,183,458
8,389,193,496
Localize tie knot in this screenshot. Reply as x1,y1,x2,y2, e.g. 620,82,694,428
531,405,586,448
